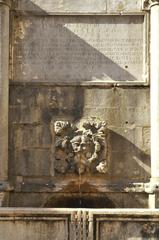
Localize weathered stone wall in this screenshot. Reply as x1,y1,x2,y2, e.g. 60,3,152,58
0,209,159,240
9,86,150,181
14,0,142,13
8,0,150,207
8,85,150,207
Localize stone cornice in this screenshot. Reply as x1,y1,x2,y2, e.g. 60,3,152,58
0,0,11,8
142,0,159,10
150,0,159,7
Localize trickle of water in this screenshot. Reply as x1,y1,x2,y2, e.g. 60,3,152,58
78,168,82,208
79,199,82,207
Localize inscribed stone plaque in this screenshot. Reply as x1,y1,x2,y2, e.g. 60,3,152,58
12,15,147,84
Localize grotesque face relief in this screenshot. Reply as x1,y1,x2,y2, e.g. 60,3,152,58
54,119,108,175
71,136,82,153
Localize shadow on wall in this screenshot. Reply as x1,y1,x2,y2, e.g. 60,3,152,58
10,1,149,182
9,86,150,181
41,87,85,123
14,0,48,13
108,129,150,181
8,85,85,178
44,194,116,208
13,6,142,82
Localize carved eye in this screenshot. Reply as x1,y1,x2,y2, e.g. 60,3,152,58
73,142,80,147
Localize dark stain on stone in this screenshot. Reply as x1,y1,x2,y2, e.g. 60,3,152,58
41,108,53,124
44,193,115,208
73,87,84,121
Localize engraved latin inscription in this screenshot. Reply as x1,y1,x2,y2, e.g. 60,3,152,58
13,15,145,83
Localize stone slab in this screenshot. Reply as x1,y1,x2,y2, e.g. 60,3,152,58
14,149,51,176
0,209,159,239
12,15,146,84
97,220,159,239
14,0,142,13
107,0,142,13
15,0,107,13
0,209,69,240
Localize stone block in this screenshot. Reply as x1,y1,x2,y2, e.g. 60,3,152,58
82,106,150,127
9,193,48,207
9,105,41,124
0,216,68,240
15,0,142,13
14,149,51,176
122,88,150,108
123,193,148,208
107,0,142,13
9,86,84,123
84,88,122,108
13,125,52,148
125,107,150,126
15,0,107,13
109,151,150,181
109,127,143,151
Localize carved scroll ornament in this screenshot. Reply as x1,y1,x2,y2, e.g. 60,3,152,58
142,0,159,9
54,120,108,175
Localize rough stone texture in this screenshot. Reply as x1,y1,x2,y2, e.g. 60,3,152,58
14,0,107,13
107,0,142,13
7,0,151,208
14,0,142,13
0,209,159,240
0,217,68,240
97,219,159,240
9,193,148,208
9,86,150,183
11,14,146,84
0,193,9,207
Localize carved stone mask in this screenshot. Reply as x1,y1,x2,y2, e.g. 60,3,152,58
71,136,82,153
54,119,108,175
